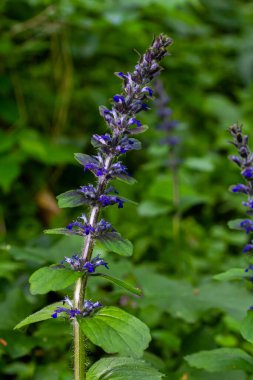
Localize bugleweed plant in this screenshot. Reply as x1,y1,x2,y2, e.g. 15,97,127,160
15,35,172,380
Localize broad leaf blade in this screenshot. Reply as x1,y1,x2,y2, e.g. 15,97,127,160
44,228,79,236
96,234,133,257
79,306,150,357
92,273,142,296
57,190,88,208
185,348,253,372
214,268,247,281
74,153,98,166
227,219,245,230
14,303,62,329
240,312,253,344
87,357,163,380
29,267,82,295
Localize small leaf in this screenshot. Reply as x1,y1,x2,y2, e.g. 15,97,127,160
185,348,253,372
79,306,151,357
74,153,98,166
57,190,88,208
214,268,247,281
87,357,163,380
116,173,137,185
29,267,82,295
241,312,253,344
92,273,142,296
138,200,171,217
129,124,149,135
14,303,62,329
96,234,133,256
44,228,78,236
227,219,245,230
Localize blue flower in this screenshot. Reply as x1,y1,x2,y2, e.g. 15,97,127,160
83,300,102,316
99,194,124,208
243,243,253,253
231,184,249,194
240,219,253,234
113,95,125,103
83,255,109,273
142,87,153,97
242,168,253,179
51,307,81,319
51,297,102,318
66,219,95,236
128,118,142,127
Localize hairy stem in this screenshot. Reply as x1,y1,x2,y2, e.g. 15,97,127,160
73,156,113,380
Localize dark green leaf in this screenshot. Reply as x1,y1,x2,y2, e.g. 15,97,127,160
29,267,82,295
57,190,88,208
14,303,62,329
74,153,97,166
91,273,142,296
213,268,247,281
185,348,253,372
240,312,253,344
96,234,133,256
79,306,151,357
87,357,163,380
227,219,245,230
44,228,82,236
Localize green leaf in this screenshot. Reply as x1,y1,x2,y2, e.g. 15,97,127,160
240,312,253,344
213,268,247,281
96,235,133,256
79,306,151,357
44,227,86,237
14,303,62,329
91,273,142,296
227,219,244,230
57,190,88,208
129,124,149,135
138,200,171,217
185,348,253,372
87,357,163,380
184,157,214,172
29,267,82,295
74,153,97,166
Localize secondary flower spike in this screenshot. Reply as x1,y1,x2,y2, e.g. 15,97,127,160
228,123,253,294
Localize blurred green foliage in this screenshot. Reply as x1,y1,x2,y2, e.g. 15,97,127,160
1,0,253,378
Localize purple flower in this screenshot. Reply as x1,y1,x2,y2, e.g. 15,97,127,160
113,95,125,103
142,87,153,97
66,218,95,236
240,219,253,234
84,162,107,177
83,255,109,273
243,243,253,253
83,300,102,316
98,194,124,208
95,219,114,234
231,184,250,194
128,118,142,127
78,184,97,199
51,297,102,318
52,307,81,319
83,262,95,273
242,168,253,179
229,155,241,167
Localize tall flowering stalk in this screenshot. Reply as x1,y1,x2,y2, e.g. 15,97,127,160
154,80,181,243
228,123,253,287
15,35,173,380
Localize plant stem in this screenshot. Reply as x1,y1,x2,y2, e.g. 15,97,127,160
72,156,113,380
